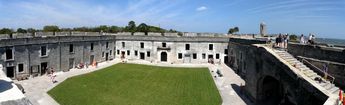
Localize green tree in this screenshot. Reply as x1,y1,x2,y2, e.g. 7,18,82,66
27,28,36,33
126,21,136,34
234,27,239,33
228,28,234,34
137,23,149,35
0,28,13,34
60,28,72,32
109,26,121,33
228,27,239,34
73,27,90,32
168,29,178,33
99,25,109,32
43,25,60,32
17,28,27,33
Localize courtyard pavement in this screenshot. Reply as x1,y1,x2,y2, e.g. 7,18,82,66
14,59,252,105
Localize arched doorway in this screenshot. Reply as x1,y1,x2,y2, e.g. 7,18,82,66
258,76,284,105
161,52,167,62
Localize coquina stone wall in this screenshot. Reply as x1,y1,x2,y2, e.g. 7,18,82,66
288,43,345,89
228,39,328,105
0,32,228,80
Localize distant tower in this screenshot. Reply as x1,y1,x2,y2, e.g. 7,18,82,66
260,22,266,36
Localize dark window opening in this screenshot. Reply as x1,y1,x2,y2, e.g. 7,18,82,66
110,50,112,56
178,53,182,59
122,42,125,47
69,44,74,53
224,49,228,54
185,44,190,50
193,53,197,59
127,50,130,55
216,53,220,59
6,48,13,60
117,50,120,55
209,44,213,50
135,50,138,56
106,42,109,48
202,53,206,59
102,52,105,57
162,43,166,47
91,43,94,51
147,51,150,57
41,46,47,56
18,64,24,72
140,42,144,48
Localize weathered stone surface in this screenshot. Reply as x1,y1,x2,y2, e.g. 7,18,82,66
228,40,329,105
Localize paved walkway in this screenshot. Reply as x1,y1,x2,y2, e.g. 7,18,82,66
14,59,251,105
210,64,253,105
14,60,120,105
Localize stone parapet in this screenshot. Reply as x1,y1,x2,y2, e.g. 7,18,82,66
133,32,145,36
34,32,54,37
164,33,178,37
148,32,162,36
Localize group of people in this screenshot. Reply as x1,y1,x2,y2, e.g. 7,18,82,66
275,34,289,49
76,61,98,69
300,34,316,45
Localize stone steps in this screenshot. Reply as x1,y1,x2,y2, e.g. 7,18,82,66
274,49,339,95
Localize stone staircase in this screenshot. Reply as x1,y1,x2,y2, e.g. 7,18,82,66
274,50,339,95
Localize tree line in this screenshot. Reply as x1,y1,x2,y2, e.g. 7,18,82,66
0,21,179,35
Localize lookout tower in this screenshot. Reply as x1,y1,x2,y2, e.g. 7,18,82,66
260,22,266,36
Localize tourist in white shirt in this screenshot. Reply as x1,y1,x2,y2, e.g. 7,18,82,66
300,34,305,44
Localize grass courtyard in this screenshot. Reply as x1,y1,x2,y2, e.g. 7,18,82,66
48,63,221,105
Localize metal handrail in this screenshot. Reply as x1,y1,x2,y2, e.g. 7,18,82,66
301,59,335,83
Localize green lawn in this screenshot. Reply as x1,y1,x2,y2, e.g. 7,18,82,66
48,63,221,105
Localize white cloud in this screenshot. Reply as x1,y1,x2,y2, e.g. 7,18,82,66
196,6,207,11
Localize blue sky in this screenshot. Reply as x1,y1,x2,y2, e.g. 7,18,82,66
0,0,344,39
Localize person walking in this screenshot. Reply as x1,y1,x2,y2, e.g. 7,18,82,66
50,68,57,83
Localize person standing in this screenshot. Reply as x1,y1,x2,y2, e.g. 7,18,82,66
277,34,283,47
308,34,313,44
311,35,316,44
284,34,289,48
300,34,305,44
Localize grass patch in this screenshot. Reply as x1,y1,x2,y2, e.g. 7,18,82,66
48,63,221,105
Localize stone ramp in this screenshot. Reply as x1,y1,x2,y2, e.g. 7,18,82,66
274,50,340,95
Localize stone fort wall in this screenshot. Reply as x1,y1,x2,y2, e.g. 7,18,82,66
288,43,345,89
0,32,228,80
228,39,328,104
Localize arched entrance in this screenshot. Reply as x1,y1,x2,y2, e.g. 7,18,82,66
258,76,284,105
161,52,167,62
